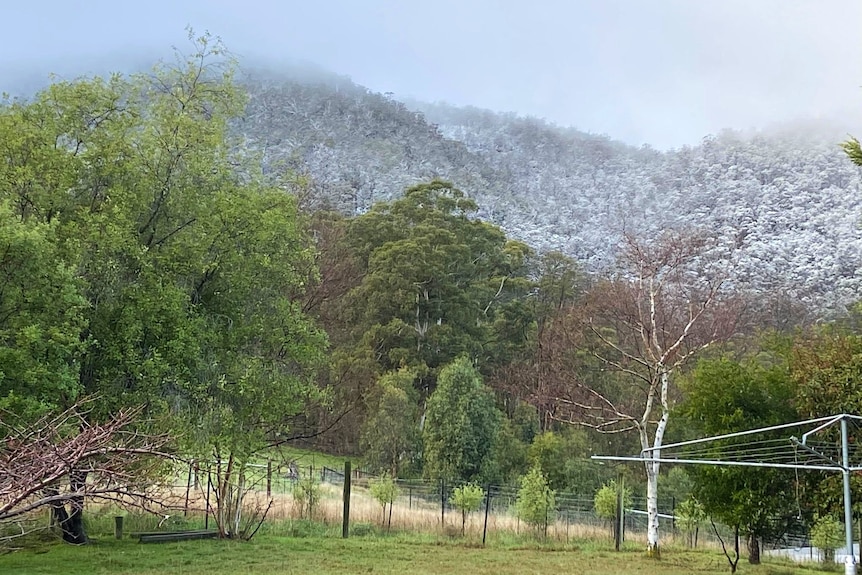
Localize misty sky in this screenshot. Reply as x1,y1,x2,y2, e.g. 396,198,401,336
3,0,861,149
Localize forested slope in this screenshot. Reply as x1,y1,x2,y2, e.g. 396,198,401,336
238,70,862,314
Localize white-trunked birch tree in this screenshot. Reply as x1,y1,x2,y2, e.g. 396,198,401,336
557,230,742,557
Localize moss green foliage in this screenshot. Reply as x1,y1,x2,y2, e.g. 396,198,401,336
360,368,421,476
810,515,844,563
843,136,862,166
449,483,485,535
516,465,556,536
593,479,632,521
369,473,400,527
423,358,501,482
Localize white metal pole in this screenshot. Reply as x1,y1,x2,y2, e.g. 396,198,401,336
842,417,856,575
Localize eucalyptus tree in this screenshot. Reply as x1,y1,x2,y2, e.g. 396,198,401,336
344,179,531,392
423,357,501,482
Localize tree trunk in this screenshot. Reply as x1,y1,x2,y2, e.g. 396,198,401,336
747,533,761,564
644,371,670,558
645,461,660,557
52,470,88,545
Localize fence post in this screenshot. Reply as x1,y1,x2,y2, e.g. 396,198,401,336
114,516,124,539
441,479,446,528
409,486,412,509
342,460,351,538
267,460,272,497
614,481,622,551
671,496,676,533
184,460,193,517
482,484,491,546
205,466,211,530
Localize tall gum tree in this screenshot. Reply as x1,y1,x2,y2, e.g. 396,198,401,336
343,179,530,392
557,230,743,556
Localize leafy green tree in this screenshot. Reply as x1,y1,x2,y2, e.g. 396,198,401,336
594,479,632,525
790,328,862,417
679,355,799,565
485,418,529,484
0,203,87,420
527,432,568,491
369,473,400,529
0,32,327,541
449,483,485,535
516,465,556,537
344,180,532,388
423,358,501,482
810,514,844,563
675,498,707,548
360,368,421,476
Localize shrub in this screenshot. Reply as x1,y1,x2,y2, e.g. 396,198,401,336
593,479,632,521
810,514,844,563
675,497,706,548
292,474,321,520
369,474,400,529
516,466,556,537
449,483,485,535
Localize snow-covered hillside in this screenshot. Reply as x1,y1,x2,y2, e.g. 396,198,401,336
237,71,862,315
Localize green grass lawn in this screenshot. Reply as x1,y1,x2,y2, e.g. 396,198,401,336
0,534,826,575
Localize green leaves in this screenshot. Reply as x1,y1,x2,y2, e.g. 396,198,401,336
422,358,501,482
0,202,87,419
0,35,327,461
679,354,798,539
593,479,631,521
360,369,420,476
516,465,556,533
344,180,531,380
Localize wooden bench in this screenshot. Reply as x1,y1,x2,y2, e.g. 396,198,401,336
135,529,219,543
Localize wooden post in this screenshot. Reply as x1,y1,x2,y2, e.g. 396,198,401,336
342,461,351,539
184,461,193,517
441,479,446,528
671,496,676,533
482,484,491,545
614,486,622,551
114,516,124,539
267,460,272,497
204,466,211,530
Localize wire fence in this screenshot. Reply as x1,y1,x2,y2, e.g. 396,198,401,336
172,461,719,548
162,460,842,562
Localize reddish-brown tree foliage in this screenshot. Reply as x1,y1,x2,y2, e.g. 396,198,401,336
552,230,746,555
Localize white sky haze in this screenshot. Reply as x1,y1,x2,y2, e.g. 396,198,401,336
2,0,860,149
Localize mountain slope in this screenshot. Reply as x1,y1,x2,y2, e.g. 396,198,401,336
236,70,862,314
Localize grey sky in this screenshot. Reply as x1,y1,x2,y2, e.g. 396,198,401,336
3,0,860,149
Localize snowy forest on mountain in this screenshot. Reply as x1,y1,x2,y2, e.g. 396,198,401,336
240,69,862,316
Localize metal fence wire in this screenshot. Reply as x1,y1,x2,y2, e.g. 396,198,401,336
175,461,816,554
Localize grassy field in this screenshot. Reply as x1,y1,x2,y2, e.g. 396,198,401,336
0,532,829,575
